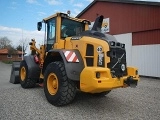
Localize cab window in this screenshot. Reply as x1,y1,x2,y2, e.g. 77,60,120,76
47,18,56,51
61,17,85,39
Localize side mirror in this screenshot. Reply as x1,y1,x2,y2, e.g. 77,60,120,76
37,22,42,31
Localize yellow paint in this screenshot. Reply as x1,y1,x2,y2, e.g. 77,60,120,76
54,14,65,49
20,67,26,81
30,39,40,54
40,71,44,79
127,67,140,79
80,67,139,93
65,36,110,67
28,12,140,94
43,12,90,24
47,73,59,95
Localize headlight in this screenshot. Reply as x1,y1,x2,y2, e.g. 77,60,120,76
121,64,126,71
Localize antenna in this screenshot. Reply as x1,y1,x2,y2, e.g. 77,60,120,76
21,18,24,60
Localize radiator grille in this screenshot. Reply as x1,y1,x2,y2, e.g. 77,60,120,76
107,47,127,77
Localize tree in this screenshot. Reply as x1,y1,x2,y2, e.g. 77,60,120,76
7,45,17,55
0,37,19,56
0,37,12,49
17,38,29,53
16,45,23,51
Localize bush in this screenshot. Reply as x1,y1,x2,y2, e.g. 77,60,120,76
2,60,13,64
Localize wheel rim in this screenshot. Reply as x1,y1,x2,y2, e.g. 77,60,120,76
47,73,58,95
20,67,26,81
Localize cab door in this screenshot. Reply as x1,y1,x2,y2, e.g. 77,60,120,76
46,18,56,51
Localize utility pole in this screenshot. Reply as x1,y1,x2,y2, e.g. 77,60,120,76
21,19,23,60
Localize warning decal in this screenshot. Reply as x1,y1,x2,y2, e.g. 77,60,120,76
63,51,79,63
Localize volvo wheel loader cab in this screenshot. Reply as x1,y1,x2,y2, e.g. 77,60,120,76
11,12,139,106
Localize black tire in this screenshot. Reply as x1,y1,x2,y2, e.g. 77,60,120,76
92,90,111,97
44,61,76,106
19,60,36,88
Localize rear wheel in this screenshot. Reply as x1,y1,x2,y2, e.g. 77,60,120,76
19,60,36,88
44,61,76,106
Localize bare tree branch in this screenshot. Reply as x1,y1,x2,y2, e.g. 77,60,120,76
0,37,12,49
7,45,17,55
17,37,29,53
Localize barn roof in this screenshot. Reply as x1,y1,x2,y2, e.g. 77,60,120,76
76,0,160,18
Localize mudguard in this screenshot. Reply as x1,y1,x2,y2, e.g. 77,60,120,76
24,55,41,80
42,49,84,81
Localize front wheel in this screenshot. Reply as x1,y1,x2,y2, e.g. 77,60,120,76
44,61,76,106
19,60,36,88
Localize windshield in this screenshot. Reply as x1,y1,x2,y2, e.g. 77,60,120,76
61,17,85,39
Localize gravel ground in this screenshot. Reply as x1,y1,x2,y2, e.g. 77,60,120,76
0,61,160,120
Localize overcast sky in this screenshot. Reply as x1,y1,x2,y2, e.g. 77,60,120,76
0,0,159,48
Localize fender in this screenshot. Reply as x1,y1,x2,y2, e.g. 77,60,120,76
42,49,84,81
24,55,41,79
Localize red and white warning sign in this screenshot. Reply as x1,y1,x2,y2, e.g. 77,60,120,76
63,51,79,63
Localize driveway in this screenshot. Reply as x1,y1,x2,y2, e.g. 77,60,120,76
0,61,160,120
0,62,20,89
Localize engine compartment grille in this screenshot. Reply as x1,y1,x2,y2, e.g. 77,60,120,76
107,47,127,78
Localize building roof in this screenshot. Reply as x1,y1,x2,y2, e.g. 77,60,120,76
0,48,23,55
0,48,8,54
76,0,160,18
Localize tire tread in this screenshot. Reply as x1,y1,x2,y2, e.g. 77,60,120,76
44,61,76,106
20,60,36,88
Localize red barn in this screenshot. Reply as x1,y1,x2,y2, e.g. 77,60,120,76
76,0,160,77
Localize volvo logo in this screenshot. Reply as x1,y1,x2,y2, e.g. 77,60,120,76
112,53,125,69
118,58,121,63
121,64,126,71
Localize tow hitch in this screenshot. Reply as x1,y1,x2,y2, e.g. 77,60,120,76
124,76,138,88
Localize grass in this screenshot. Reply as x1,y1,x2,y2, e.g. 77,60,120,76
2,60,13,64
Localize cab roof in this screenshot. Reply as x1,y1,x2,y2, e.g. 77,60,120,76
43,12,91,24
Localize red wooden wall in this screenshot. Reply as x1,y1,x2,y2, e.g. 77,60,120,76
133,29,160,45
78,1,160,45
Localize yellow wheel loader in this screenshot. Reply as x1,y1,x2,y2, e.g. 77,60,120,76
10,12,139,106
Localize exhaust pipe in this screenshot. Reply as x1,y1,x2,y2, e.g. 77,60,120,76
91,15,104,32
